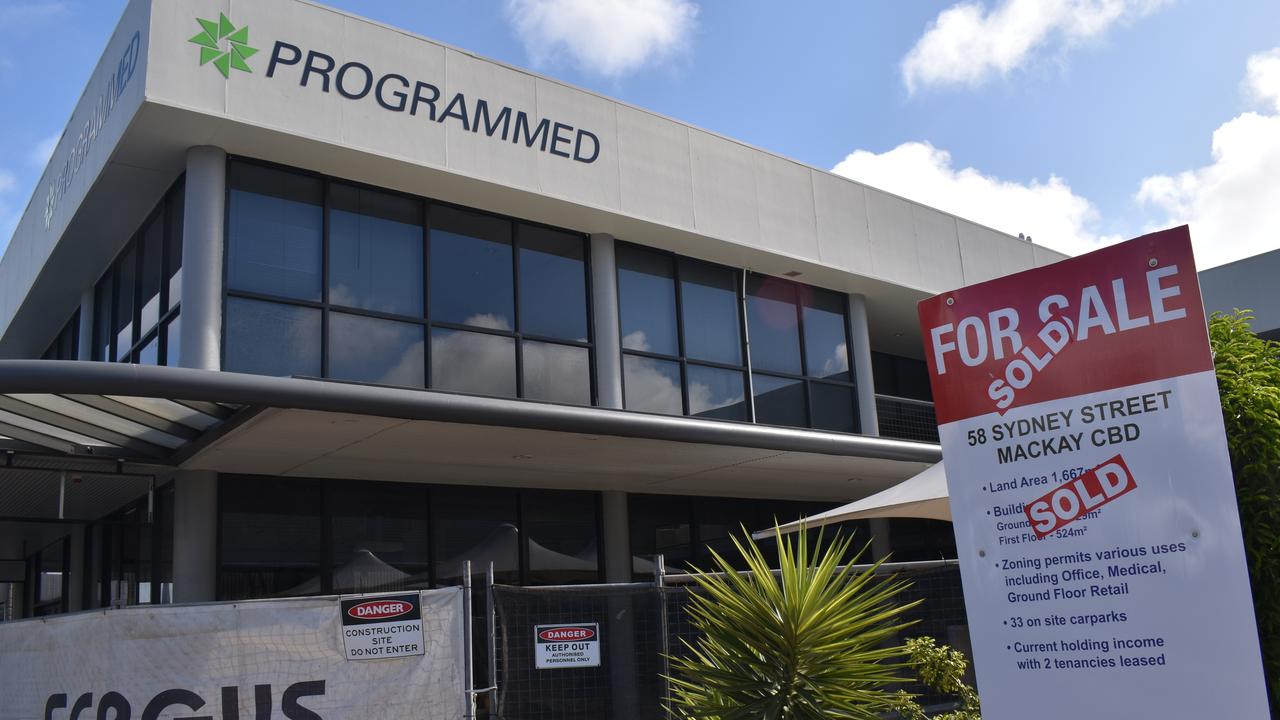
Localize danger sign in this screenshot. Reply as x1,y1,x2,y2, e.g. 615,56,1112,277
918,227,1268,718
339,593,426,662
534,623,600,669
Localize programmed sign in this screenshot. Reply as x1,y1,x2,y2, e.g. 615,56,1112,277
918,226,1268,718
534,623,600,669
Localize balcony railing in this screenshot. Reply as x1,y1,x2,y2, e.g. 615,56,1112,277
875,394,939,443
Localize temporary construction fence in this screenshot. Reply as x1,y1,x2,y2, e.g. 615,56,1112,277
485,558,969,720
0,586,469,719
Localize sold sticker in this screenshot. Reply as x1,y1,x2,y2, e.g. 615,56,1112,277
1024,454,1136,538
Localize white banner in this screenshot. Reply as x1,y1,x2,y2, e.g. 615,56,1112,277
0,588,467,720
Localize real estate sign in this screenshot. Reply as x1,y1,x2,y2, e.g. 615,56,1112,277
918,226,1269,718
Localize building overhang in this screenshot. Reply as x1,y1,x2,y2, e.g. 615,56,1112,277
0,361,938,506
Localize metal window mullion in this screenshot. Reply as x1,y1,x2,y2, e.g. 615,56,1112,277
791,283,815,428
423,202,432,389
672,255,690,415
512,222,524,399
741,269,757,423
581,233,598,407
320,179,332,379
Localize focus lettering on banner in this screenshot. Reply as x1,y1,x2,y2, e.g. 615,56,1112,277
917,226,1268,719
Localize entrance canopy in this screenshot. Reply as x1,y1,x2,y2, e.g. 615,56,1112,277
759,461,951,538
0,362,941,531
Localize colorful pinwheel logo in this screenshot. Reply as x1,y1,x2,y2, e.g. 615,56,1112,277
189,14,258,78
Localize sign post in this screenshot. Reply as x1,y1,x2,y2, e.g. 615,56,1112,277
918,226,1268,718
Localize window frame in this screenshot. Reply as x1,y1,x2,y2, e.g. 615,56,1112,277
615,242,753,421
220,156,598,405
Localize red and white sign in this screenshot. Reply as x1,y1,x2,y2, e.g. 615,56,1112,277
534,623,600,669
919,227,1268,719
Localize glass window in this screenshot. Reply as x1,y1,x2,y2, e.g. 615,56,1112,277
330,482,429,594
686,365,748,421
114,246,136,356
227,162,324,301
680,261,742,365
139,216,163,333
753,374,806,428
695,497,762,568
330,312,424,387
802,289,850,381
94,265,113,361
518,225,587,341
745,275,801,374
629,494,691,580
430,328,516,397
618,245,678,355
219,477,323,599
523,490,600,584
166,184,184,310
137,336,158,366
623,355,682,415
432,485,519,585
810,383,856,432
329,184,423,317
225,298,321,378
163,316,181,368
429,206,514,330
522,341,590,405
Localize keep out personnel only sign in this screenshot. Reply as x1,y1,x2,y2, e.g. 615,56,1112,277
918,227,1268,718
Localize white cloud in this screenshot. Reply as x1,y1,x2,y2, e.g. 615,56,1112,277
902,0,1168,93
503,0,698,78
29,133,59,169
831,141,1108,256
1136,49,1280,269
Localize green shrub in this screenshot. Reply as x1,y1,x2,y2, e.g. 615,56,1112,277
892,636,981,720
666,526,919,719
1209,310,1280,712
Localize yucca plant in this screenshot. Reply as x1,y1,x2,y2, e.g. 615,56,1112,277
666,525,920,719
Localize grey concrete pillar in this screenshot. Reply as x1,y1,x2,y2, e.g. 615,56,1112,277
846,293,878,435
847,294,891,560
590,234,623,409
76,286,94,360
601,490,631,582
179,146,227,371
172,470,218,602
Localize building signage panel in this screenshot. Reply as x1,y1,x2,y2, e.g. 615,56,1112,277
918,226,1268,718
340,592,427,661
534,623,601,669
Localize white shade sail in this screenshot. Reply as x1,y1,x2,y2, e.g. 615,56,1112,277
760,461,951,538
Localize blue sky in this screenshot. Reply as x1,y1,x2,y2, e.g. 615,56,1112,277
2,0,1279,267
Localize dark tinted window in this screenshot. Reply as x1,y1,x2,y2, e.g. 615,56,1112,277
329,312,425,387
138,215,163,333
810,382,856,432
114,246,136,355
522,341,591,405
432,486,519,584
680,261,741,364
523,490,600,584
753,374,806,428
623,355,682,415
227,163,323,300
429,206,513,329
330,482,429,594
687,365,748,421
225,298,321,378
93,275,112,361
745,275,801,374
802,289,849,380
618,245,678,355
518,225,588,341
430,328,516,397
164,316,181,369
629,494,692,579
329,184,423,316
219,477,323,600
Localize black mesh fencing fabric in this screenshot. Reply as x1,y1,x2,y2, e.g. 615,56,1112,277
488,563,969,719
